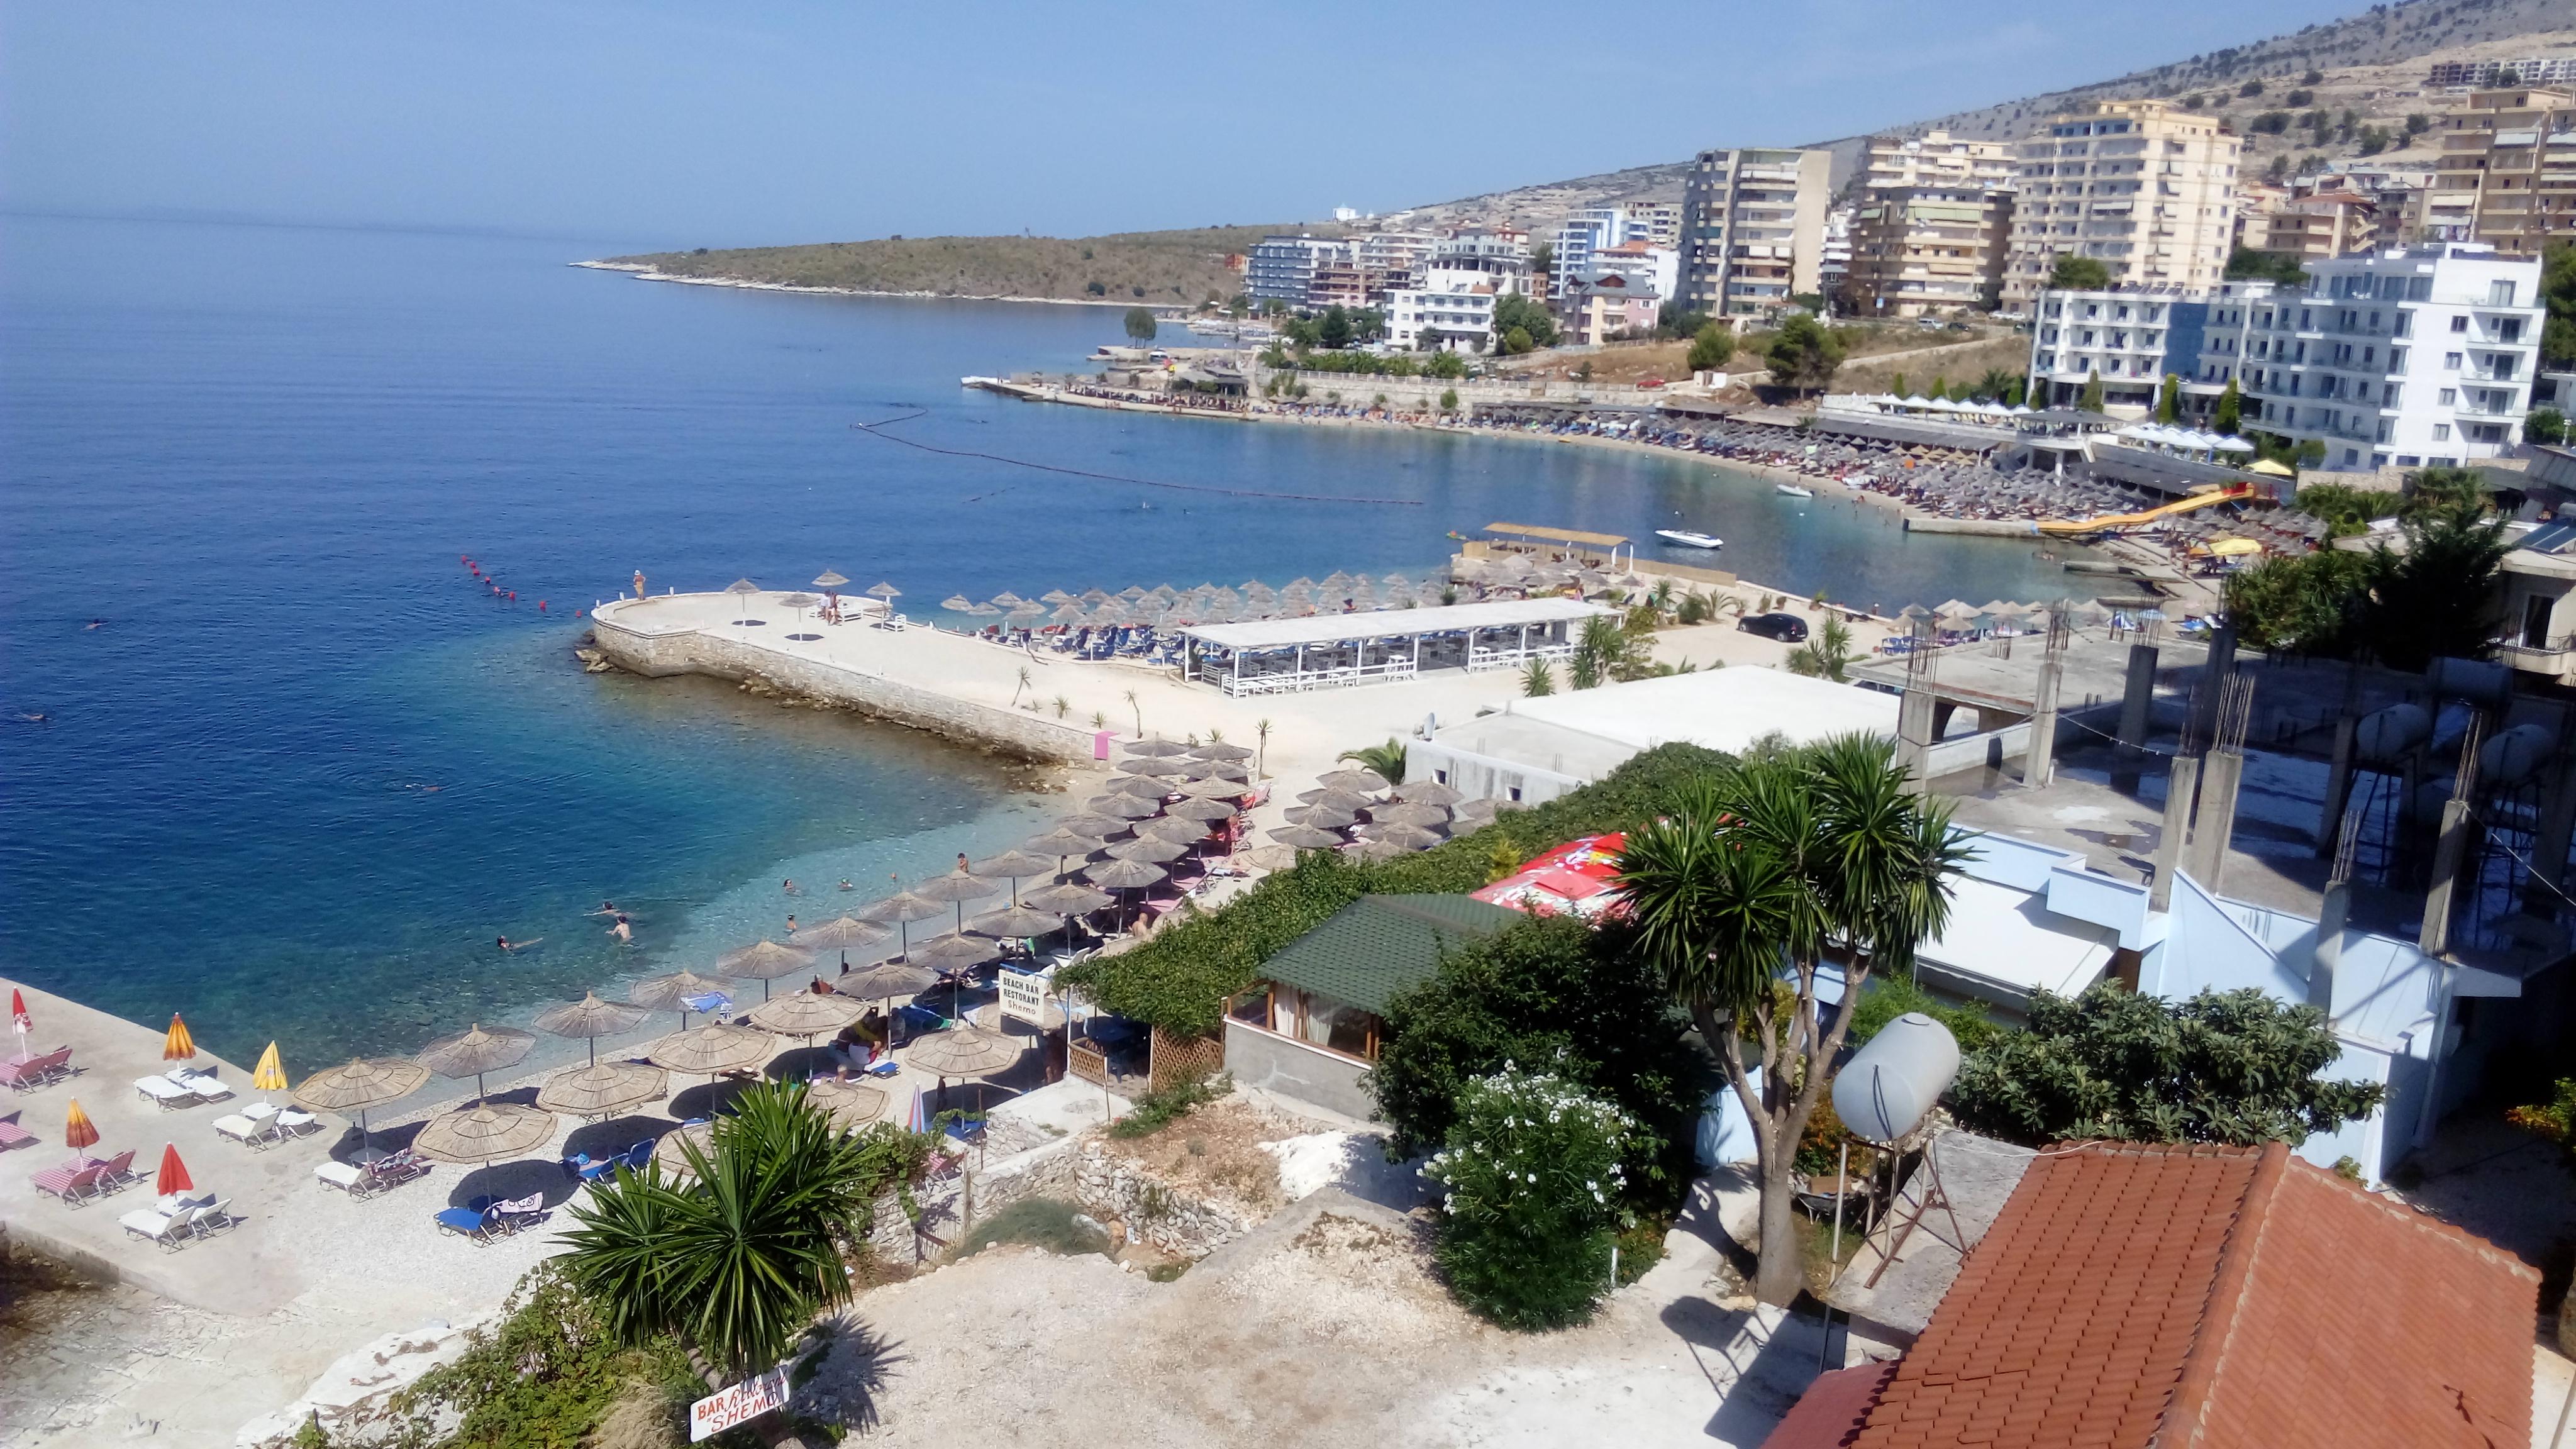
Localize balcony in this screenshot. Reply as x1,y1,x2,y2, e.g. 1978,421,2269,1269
2497,635,2576,674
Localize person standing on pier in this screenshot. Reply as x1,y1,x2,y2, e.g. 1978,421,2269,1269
632,569,647,601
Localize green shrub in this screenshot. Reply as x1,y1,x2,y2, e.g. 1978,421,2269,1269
1843,970,2001,1055
1949,982,2384,1147
385,1266,692,1449
1109,1071,1226,1139
1426,1067,1634,1330
958,1196,1113,1258
1058,743,1733,1038
1373,915,1703,1206
2507,1078,2576,1163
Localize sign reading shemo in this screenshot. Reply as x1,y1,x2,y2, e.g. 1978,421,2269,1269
690,1365,791,1441
997,967,1053,1026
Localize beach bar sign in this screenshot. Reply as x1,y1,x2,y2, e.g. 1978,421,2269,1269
690,1365,791,1441
997,966,1055,1027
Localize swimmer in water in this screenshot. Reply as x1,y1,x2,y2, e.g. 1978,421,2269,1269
785,914,798,934
609,914,631,943
498,935,542,953
587,901,618,917
837,878,855,891
955,853,970,874
782,878,799,896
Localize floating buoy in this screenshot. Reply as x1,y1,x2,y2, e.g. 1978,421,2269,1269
508,591,516,601
538,600,547,611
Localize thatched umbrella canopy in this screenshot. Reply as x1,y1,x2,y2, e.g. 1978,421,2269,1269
1022,881,1114,916
1133,815,1207,843
630,970,730,1031
1054,812,1129,839
646,1024,773,1077
904,1025,1025,1082
416,1023,538,1103
1297,786,1375,811
1107,836,1190,863
840,960,939,1001
1394,780,1467,807
914,870,999,933
1024,827,1108,867
1163,796,1241,822
1319,767,1391,793
411,1102,557,1166
1083,794,1162,821
859,890,945,955
292,1057,430,1157
1124,738,1193,758
1180,759,1251,783
715,939,816,999
972,850,1057,884
1359,821,1444,852
1269,824,1347,850
654,1121,718,1179
1367,801,1452,830
748,990,865,1042
1191,741,1255,762
1287,802,1360,830
909,933,1001,972
1083,858,1167,891
534,993,648,1065
804,1077,890,1132
724,578,762,624
1346,838,1410,861
1106,773,1174,800
1177,776,1250,800
794,915,892,968
535,1061,667,1119
968,904,1063,939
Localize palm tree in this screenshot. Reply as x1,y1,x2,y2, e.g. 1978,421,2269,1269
1613,736,1967,1306
1255,718,1272,777
1122,689,1141,736
1338,738,1409,784
1012,666,1031,708
1785,617,1856,681
1521,658,1555,696
558,1084,887,1443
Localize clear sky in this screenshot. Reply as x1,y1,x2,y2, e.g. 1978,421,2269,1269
3,1,2363,249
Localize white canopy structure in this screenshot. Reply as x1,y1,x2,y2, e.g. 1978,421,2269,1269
1181,597,1610,697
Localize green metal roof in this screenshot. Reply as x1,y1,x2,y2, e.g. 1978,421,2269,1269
1258,894,1521,1016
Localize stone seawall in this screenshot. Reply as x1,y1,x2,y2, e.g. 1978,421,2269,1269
588,606,1097,763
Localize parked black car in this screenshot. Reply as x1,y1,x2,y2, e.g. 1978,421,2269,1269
1737,612,1809,643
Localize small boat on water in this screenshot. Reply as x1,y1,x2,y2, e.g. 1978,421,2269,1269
1655,529,1724,550
1776,482,1814,499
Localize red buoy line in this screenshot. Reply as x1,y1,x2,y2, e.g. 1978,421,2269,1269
458,555,561,614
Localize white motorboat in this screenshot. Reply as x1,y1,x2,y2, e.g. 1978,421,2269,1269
1655,529,1724,550
1775,482,1814,499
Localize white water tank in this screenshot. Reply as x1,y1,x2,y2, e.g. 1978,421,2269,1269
2481,724,2555,788
2355,703,2431,763
1833,1013,1961,1145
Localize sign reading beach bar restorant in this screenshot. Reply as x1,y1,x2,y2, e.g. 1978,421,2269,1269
691,1366,791,1441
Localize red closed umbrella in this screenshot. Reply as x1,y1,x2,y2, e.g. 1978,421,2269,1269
155,1142,194,1197
9,988,29,1057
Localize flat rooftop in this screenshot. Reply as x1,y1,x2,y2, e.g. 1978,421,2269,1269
1511,666,1901,755
1851,629,2209,714
1179,597,1606,652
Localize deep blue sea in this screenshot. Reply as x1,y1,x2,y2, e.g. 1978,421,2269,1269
0,211,2083,1065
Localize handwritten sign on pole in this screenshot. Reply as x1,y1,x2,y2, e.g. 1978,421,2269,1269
689,1366,791,1442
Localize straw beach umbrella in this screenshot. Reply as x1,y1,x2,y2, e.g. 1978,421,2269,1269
1133,815,1207,843
1022,880,1113,919
1394,780,1467,807
1084,794,1162,821
535,992,648,1066
858,890,944,956
162,1013,196,1064
838,960,940,1047
1368,801,1451,830
630,970,730,1032
1287,802,1360,830
726,578,763,625
968,904,1063,940
914,870,999,933
747,990,865,1043
1191,741,1255,763
1163,795,1241,823
293,1057,431,1162
646,1024,772,1078
1319,767,1391,794
653,1121,718,1179
794,915,891,969
1269,824,1346,850
972,852,1057,898
536,1061,666,1119
416,1022,538,1104
1107,836,1189,864
804,1077,889,1132
1124,738,1192,758
716,938,815,1001
904,1025,1026,1111
1024,826,1108,870
1360,822,1443,852
909,933,1001,1018
412,1103,557,1166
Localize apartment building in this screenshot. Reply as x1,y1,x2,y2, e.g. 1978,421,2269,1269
1380,231,1533,351
1549,206,1681,297
1354,232,1435,288
1848,186,2014,317
1626,203,1682,249
1862,130,2018,191
2001,100,2241,311
1579,239,1678,298
1558,273,1662,346
1246,236,1350,305
2218,243,2545,471
2429,57,2576,88
2433,87,2576,257
2027,287,2211,412
1678,147,1833,319
2241,191,2379,261
1818,206,1855,311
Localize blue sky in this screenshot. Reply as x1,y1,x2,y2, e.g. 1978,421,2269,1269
3,1,2361,248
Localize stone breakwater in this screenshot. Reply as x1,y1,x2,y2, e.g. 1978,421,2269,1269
588,594,1097,764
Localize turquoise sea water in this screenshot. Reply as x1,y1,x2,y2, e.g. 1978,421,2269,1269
0,211,2084,1065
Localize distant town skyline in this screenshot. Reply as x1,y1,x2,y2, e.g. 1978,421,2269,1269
2,0,2370,248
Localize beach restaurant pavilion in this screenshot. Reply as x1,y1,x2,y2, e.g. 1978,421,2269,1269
1180,597,1609,696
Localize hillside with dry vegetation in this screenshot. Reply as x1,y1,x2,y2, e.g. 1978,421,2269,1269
605,226,1309,306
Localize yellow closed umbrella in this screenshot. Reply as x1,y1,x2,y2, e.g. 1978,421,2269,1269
253,1042,288,1093
2209,537,2263,557
64,1098,99,1152
2246,458,2296,479
162,1013,196,1063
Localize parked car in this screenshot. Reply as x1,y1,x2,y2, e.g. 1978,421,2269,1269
1738,612,1809,643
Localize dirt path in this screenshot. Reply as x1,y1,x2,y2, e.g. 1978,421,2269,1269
810,1187,1829,1448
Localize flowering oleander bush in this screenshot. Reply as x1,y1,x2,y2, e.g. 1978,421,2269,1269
1423,1065,1635,1330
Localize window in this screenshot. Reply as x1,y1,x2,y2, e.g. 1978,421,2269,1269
2490,279,2518,307
2433,423,2451,441
2445,353,2463,370
2439,387,2457,405
2451,314,2469,332
2397,455,2421,467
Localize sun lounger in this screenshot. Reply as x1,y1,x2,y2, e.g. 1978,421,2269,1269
89,1148,138,1193
170,1069,233,1103
32,1162,103,1204
435,1205,504,1244
315,1160,369,1194
213,1114,277,1150
120,1203,198,1250
189,1197,235,1237
134,1075,196,1110
275,1107,319,1137
0,1116,34,1151
318,1157,424,1198
3,1046,73,1091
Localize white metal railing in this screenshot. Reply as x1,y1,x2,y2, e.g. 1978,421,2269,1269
1467,640,1575,672
1209,658,1420,696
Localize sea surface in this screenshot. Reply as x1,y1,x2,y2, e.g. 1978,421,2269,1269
0,211,2086,1065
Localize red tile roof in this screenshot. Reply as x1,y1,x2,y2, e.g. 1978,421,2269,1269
1829,1141,2536,1449
1762,1362,1899,1449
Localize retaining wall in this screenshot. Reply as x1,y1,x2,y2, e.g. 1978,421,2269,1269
589,607,1096,763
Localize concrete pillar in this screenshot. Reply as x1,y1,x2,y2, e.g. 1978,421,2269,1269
2152,754,2201,911
2315,714,2358,860
2309,879,2348,1014
2189,623,2238,748
2185,751,2245,895
1930,700,1958,740
2419,797,2474,958
2024,652,2065,789
2116,643,2160,755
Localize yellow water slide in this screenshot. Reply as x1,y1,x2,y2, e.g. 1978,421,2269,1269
2036,484,2253,536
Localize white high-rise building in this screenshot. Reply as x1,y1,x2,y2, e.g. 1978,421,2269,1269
2001,100,2241,311
2206,243,2545,471
1678,148,1833,319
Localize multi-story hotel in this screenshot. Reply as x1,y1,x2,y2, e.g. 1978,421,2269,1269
1848,186,2014,318
1862,130,2018,192
2202,243,2545,472
2001,100,2241,311
2433,87,2576,257
2026,287,2210,413
1677,147,1832,319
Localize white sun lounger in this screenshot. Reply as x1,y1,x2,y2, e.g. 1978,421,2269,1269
314,1161,366,1192
275,1108,319,1136
120,1203,197,1250
213,1114,275,1149
134,1076,196,1110
169,1068,233,1103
